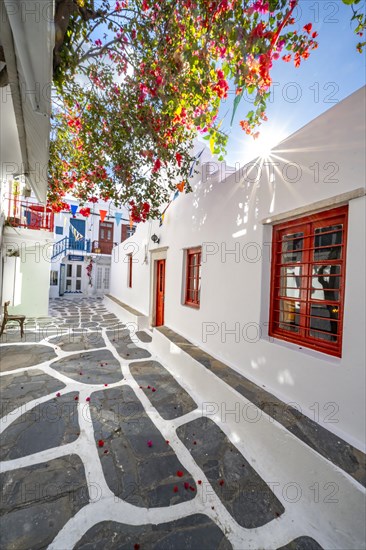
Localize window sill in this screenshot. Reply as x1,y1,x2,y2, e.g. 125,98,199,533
267,334,342,362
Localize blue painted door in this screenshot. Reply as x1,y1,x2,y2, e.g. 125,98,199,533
69,219,85,250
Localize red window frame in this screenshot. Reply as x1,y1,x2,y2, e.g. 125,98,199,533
127,254,133,288
185,247,202,308
269,205,348,357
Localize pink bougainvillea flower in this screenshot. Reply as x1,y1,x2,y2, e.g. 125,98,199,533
173,485,179,493
184,481,190,490
147,440,153,447
56,392,61,397
86,397,90,402
176,470,184,477
98,439,105,447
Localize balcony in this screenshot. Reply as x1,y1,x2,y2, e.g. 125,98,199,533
4,194,54,232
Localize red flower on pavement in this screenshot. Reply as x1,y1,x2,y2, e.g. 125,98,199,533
98,439,105,447
147,440,153,447
74,396,79,401
176,470,184,477
219,479,225,486
86,397,90,402
197,480,202,485
184,481,190,490
173,485,179,493
56,392,61,397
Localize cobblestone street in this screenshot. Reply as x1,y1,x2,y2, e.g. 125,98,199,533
0,298,365,550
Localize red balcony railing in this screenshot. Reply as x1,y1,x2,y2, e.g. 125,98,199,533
4,194,54,232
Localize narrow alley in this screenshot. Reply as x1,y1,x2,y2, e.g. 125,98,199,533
0,298,364,549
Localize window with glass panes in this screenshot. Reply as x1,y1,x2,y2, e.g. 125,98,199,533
269,206,348,357
185,247,201,307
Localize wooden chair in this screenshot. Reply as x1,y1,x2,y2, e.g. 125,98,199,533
0,301,25,337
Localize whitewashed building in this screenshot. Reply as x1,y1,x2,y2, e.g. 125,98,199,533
108,87,366,450
0,0,55,317
50,200,133,298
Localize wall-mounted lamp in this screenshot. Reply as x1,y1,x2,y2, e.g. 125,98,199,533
151,234,160,245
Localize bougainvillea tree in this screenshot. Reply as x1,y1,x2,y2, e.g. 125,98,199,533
49,0,364,220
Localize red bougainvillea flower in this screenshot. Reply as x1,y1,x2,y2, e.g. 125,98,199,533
190,485,195,491
184,481,190,490
56,392,61,397
98,439,105,447
175,152,182,167
152,387,156,392
173,485,179,493
303,23,312,34
152,158,161,173
197,480,202,485
147,440,153,447
176,470,184,477
147,385,151,389
86,397,90,402
166,440,170,444
219,479,225,486
104,384,108,387
74,396,79,401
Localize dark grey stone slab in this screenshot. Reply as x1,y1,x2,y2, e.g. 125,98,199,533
277,537,324,550
51,350,123,384
75,515,232,550
0,392,80,460
158,327,366,488
0,369,65,416
130,361,197,419
107,329,151,360
90,386,196,507
136,331,152,343
49,331,106,351
0,345,57,372
177,417,284,528
0,455,89,550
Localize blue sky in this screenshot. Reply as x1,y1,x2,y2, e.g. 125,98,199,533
211,1,366,166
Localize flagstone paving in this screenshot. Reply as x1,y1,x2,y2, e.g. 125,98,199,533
0,297,364,549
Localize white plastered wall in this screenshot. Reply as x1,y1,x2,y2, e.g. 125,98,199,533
109,87,366,449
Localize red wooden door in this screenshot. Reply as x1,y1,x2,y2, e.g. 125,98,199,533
99,221,114,254
155,259,166,326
